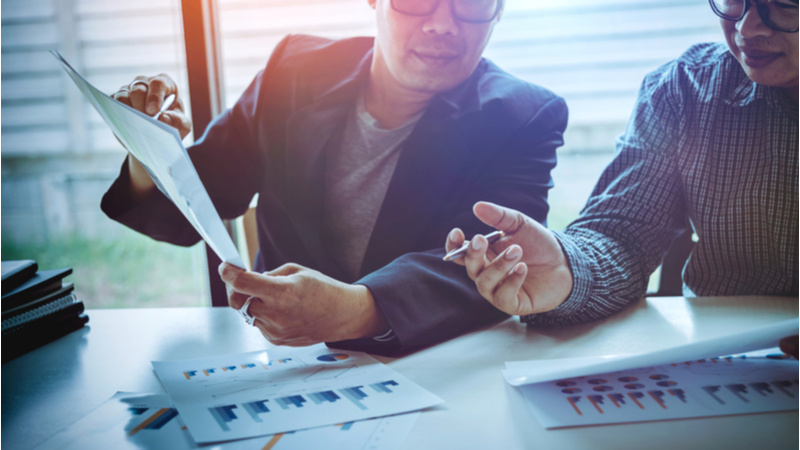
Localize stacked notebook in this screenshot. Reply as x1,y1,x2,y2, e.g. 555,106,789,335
2,260,89,363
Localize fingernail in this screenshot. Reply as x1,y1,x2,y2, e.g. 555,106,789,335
449,229,458,242
471,238,483,251
505,246,521,260
515,263,526,274
147,101,158,114
218,262,226,275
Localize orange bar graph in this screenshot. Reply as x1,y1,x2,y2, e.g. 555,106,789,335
128,408,170,436
203,370,210,376
183,372,191,380
588,396,604,414
567,397,583,416
627,393,645,409
608,395,621,408
648,392,668,409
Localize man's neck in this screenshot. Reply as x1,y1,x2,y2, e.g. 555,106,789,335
364,58,435,130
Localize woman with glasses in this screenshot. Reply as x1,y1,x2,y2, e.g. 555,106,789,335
444,0,798,355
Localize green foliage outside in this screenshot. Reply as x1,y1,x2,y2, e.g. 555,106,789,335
1,229,207,309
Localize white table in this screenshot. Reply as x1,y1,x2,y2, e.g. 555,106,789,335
2,296,797,449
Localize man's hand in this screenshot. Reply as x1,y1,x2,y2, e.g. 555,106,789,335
445,201,573,316
111,74,192,202
219,262,390,347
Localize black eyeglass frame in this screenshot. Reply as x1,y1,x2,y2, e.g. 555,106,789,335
390,0,503,24
709,0,799,33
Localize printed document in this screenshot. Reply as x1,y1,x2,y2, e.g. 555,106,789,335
52,51,245,269
33,392,420,450
152,345,442,443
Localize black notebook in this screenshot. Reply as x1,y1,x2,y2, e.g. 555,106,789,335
1,268,72,312
1,260,38,295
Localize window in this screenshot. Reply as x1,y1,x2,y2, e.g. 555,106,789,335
1,0,207,308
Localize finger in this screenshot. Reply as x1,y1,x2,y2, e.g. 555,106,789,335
267,263,304,277
445,229,467,266
473,201,528,236
474,245,523,300
779,335,799,360
446,228,465,253
228,288,249,310
112,90,132,107
491,263,528,314
464,234,490,281
128,77,149,112
160,110,192,136
173,94,187,113
145,74,177,115
219,262,287,298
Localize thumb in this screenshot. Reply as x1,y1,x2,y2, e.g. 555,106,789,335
473,201,528,235
219,262,286,297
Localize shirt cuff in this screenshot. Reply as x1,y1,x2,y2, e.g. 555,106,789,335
521,230,594,326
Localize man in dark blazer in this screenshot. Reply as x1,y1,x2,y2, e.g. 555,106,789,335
102,0,567,355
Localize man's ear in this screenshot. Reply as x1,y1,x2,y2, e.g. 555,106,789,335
367,0,377,10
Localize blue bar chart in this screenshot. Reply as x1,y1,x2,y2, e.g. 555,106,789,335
340,386,369,410
208,405,238,431
153,348,443,443
308,390,341,404
275,395,307,409
242,400,270,422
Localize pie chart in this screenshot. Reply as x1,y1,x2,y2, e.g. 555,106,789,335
317,353,350,362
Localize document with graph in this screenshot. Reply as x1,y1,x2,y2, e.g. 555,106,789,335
516,348,798,428
152,346,442,443
51,51,245,269
33,392,420,450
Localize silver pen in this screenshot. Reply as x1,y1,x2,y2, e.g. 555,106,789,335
153,94,176,120
443,230,505,261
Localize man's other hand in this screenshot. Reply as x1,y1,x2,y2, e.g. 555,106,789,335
444,201,573,316
111,74,192,201
218,262,390,347
111,74,191,138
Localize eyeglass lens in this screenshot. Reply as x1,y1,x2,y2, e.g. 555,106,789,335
710,0,798,32
392,0,500,23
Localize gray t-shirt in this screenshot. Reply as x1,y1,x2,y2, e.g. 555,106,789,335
322,95,423,280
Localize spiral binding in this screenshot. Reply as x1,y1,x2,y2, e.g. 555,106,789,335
2,293,79,331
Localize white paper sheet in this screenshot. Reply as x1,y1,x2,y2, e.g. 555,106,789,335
152,345,443,443
33,392,420,450
504,318,798,386
517,348,798,428
52,51,245,269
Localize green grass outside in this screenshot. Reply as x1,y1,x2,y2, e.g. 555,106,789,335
2,229,207,309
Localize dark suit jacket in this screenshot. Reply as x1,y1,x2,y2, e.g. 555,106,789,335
102,34,568,356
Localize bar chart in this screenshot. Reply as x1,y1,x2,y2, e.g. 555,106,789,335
520,352,799,428
154,347,442,443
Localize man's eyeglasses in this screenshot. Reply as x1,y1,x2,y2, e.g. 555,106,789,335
391,0,502,24
710,0,799,33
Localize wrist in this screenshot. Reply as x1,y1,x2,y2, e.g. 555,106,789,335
350,284,390,340
127,155,156,202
